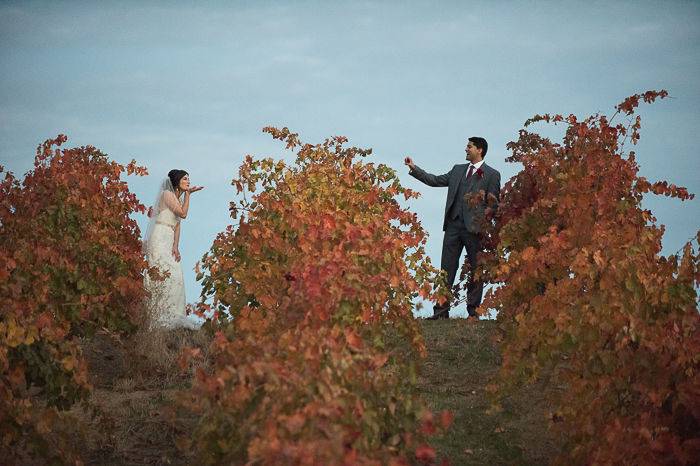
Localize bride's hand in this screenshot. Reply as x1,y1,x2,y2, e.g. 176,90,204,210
172,247,181,262
187,186,204,194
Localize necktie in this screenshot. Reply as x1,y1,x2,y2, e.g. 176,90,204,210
466,165,474,179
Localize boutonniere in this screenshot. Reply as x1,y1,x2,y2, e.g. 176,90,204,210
476,168,484,179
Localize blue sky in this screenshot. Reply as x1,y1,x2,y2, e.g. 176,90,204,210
2,0,698,317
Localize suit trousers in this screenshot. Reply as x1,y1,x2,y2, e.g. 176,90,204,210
435,217,483,317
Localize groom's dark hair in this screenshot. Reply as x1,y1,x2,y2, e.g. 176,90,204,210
468,137,488,158
168,169,189,191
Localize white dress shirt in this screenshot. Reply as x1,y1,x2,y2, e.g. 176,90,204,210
466,159,485,177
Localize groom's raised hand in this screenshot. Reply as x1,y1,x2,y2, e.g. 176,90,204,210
404,156,415,171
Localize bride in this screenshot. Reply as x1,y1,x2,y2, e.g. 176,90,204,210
143,169,203,330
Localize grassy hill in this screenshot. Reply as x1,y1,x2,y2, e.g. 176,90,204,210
418,320,561,465
69,320,561,465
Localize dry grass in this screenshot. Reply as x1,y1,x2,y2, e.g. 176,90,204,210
53,319,563,465
66,325,212,465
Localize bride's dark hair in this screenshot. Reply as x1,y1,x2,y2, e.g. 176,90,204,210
167,169,188,191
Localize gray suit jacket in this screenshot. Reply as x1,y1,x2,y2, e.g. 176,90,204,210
409,162,501,233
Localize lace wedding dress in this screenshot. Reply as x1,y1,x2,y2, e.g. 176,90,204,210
143,180,198,330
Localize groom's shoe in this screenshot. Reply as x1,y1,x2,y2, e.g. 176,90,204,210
427,307,449,320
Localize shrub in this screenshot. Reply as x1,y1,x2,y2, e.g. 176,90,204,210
0,135,148,464
185,128,450,465
483,92,700,465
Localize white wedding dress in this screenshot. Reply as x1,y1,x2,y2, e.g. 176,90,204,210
143,183,199,330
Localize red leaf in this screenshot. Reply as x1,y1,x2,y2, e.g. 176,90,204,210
415,444,436,463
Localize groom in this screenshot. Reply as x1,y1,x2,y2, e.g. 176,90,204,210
405,137,501,319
